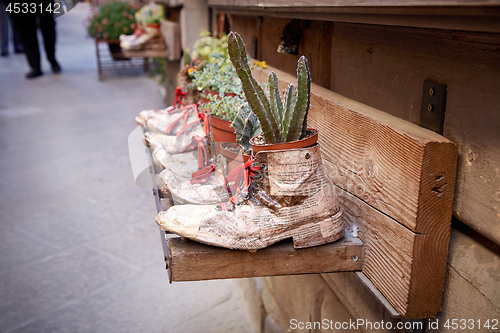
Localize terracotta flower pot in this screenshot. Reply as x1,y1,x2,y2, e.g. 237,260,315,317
250,128,319,154
146,23,161,29
209,115,237,155
199,90,219,104
107,41,129,61
199,90,237,104
221,142,251,174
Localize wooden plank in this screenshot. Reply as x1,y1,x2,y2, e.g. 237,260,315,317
168,231,363,281
122,49,170,58
160,20,181,61
322,272,404,333
218,7,500,33
354,271,400,319
327,23,500,244
333,184,449,318
209,0,500,7
261,275,361,332
436,263,500,326
447,224,500,310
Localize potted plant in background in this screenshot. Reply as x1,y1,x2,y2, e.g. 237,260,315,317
192,52,242,102
203,93,245,154
86,1,138,60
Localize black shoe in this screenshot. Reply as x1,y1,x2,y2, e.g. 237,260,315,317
51,61,61,73
1,50,7,57
14,47,23,54
25,69,43,79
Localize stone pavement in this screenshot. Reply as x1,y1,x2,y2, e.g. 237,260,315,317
0,3,260,332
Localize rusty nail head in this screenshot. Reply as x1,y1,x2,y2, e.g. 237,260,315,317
427,104,433,112
352,255,359,262
429,88,434,96
305,153,311,159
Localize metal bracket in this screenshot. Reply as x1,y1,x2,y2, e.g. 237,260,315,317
420,80,447,134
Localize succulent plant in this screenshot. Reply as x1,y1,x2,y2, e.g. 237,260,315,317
204,93,245,122
227,31,311,144
232,103,262,153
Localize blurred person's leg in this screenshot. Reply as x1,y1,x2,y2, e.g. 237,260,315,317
10,9,42,78
39,10,60,72
11,15,23,53
0,2,8,56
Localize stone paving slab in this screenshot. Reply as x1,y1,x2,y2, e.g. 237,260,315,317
0,3,259,332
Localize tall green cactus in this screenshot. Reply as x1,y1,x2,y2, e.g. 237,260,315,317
227,31,311,145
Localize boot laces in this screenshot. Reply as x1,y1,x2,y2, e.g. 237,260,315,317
182,135,214,185
224,159,261,204
165,104,204,137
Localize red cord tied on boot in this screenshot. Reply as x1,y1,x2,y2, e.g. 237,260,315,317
169,87,187,113
165,104,201,137
182,135,215,184
224,159,260,203
195,105,209,136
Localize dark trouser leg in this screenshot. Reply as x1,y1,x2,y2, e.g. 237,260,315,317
10,11,40,70
39,11,57,64
11,14,24,53
0,3,8,54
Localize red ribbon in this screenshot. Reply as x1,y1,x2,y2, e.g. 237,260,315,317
224,159,258,196
172,87,187,110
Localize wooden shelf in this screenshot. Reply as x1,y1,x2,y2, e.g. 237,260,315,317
165,231,363,282
208,0,500,33
122,20,181,60
123,49,170,58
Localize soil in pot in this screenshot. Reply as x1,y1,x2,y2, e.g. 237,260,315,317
209,115,237,155
250,128,318,154
221,142,251,174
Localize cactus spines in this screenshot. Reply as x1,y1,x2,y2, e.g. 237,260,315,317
228,32,280,144
282,84,297,142
269,72,284,133
286,55,310,142
227,31,311,145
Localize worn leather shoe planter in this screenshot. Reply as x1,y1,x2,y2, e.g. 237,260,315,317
156,143,344,251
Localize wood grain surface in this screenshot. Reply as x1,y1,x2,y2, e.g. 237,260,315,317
168,232,363,281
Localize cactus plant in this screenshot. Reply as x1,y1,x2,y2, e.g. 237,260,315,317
227,31,311,144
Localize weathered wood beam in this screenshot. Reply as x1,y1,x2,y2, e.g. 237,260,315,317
168,231,363,281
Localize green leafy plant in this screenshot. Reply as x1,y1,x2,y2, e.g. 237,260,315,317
231,103,263,154
228,31,311,145
205,93,245,122
135,3,164,25
192,53,242,95
178,54,201,84
190,29,228,65
86,1,138,41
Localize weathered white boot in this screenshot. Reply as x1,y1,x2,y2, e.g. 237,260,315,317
156,143,344,250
